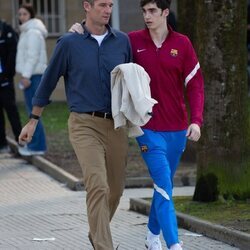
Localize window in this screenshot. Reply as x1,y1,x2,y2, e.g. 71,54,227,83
12,0,65,36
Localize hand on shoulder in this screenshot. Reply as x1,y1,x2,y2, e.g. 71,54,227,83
69,23,84,34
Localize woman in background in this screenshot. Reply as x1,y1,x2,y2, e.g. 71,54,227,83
16,3,47,156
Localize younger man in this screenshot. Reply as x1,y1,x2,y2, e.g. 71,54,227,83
128,0,204,249
69,1,204,249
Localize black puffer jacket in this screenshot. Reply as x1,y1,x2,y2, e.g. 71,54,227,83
0,20,18,86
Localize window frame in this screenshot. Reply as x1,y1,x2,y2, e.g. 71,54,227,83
12,0,66,37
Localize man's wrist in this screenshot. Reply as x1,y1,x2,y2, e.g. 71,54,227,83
29,113,40,120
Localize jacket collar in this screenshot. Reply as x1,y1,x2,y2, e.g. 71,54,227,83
81,21,116,38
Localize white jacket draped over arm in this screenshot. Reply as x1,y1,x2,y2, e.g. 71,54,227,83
111,63,158,137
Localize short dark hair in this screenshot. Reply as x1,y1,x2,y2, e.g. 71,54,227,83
140,0,171,10
19,3,36,19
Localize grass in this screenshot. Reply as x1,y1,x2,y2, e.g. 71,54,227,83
174,196,250,223
144,196,250,233
146,196,250,234
173,196,250,233
18,102,69,133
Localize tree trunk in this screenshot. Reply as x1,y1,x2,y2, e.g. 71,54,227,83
178,0,250,200
177,0,197,44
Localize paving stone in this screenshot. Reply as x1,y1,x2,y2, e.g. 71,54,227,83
0,153,239,249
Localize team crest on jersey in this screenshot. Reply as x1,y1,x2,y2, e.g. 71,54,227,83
141,145,148,153
170,49,178,57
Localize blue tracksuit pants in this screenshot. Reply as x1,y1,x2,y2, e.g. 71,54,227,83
136,129,187,248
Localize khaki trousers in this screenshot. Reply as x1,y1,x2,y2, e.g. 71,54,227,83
68,112,128,250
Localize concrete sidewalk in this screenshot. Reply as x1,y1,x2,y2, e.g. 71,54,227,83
0,152,239,250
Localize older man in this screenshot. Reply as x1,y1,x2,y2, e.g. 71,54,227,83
19,1,132,249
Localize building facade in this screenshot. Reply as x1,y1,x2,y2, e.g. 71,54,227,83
0,0,177,101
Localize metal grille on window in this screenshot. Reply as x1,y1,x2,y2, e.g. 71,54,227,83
13,0,65,36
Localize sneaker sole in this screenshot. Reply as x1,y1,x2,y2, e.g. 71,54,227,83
18,151,45,156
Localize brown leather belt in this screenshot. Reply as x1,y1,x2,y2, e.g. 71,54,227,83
86,111,113,120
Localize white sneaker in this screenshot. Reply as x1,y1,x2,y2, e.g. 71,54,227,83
170,241,183,250
18,146,45,156
145,237,162,250
0,145,10,154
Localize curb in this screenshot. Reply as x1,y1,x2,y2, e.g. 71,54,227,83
7,137,195,190
7,137,153,190
125,177,152,188
7,137,83,190
129,198,250,250
31,156,83,191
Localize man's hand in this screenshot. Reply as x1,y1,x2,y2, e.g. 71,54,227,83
69,23,84,34
19,120,38,145
186,123,201,142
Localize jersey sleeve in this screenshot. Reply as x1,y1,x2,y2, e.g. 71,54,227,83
183,36,204,127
